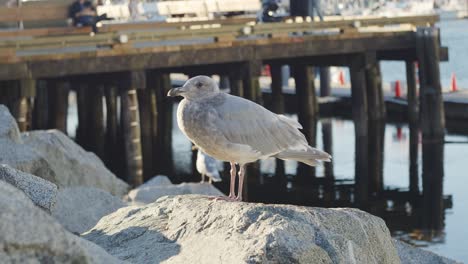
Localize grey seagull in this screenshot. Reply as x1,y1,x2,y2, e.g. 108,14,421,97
167,75,331,201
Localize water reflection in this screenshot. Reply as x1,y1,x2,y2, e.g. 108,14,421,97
172,116,452,249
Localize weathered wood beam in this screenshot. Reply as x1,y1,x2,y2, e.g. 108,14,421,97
292,64,317,181
416,27,445,139
48,80,69,134
365,60,386,121
350,56,369,206
119,71,144,186
270,62,285,180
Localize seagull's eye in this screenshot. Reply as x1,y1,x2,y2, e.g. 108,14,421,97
196,82,203,88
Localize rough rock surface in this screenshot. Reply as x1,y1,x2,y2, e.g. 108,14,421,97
0,164,57,212
0,138,56,180
125,176,224,204
22,130,129,196
395,240,461,264
84,195,400,264
0,107,128,196
0,182,123,264
0,104,21,143
52,187,126,234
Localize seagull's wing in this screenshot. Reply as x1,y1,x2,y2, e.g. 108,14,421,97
211,94,310,157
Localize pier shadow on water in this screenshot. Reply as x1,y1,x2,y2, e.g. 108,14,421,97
170,110,468,260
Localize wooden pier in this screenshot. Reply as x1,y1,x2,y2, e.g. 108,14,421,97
0,13,448,186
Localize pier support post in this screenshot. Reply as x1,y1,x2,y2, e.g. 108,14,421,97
119,71,144,186
270,63,286,180
406,61,419,123
319,67,331,97
104,85,121,176
416,27,445,232
138,72,157,181
416,27,445,139
88,83,105,159
152,72,174,179
406,61,419,194
350,56,369,207
243,60,263,104
33,80,49,130
228,67,244,97
48,80,69,134
293,64,318,181
365,58,386,121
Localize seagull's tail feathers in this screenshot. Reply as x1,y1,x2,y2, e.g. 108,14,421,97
274,147,331,167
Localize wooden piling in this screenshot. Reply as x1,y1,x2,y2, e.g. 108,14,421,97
365,61,386,120
421,141,444,232
416,27,445,139
321,119,334,179
350,58,369,206
228,68,244,97
293,64,318,181
137,88,153,179
88,85,105,159
138,75,158,181
293,64,318,141
119,71,145,186
405,61,419,123
33,80,49,130
153,72,174,178
270,63,286,180
243,61,263,103
104,86,120,175
48,80,69,133
319,67,331,97
409,120,419,194
368,121,385,195
406,60,419,194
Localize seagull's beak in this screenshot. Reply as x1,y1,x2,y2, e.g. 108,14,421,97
167,87,185,97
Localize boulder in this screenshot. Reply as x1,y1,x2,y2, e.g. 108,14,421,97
0,107,129,196
0,104,21,143
84,195,400,264
395,240,461,264
141,175,173,187
22,130,129,196
0,182,123,264
125,176,224,204
0,138,56,182
52,187,126,234
0,164,57,212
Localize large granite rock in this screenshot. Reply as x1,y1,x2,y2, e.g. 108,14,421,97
0,104,21,143
0,106,129,196
84,195,400,264
0,164,57,212
21,130,129,196
395,240,461,264
0,182,123,264
125,175,224,205
0,138,56,181
52,187,126,234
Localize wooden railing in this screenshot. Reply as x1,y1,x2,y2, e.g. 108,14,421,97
0,14,439,54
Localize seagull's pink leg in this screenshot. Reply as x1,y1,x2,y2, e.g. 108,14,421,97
236,164,246,201
229,162,237,199
211,162,237,201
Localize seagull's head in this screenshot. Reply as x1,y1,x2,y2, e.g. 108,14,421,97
167,75,219,99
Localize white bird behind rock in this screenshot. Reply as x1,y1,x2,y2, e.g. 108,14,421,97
167,75,331,201
196,149,222,184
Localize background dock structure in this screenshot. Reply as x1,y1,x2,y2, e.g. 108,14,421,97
0,13,448,191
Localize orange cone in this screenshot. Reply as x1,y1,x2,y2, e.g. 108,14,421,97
451,73,457,92
338,70,345,85
394,80,401,98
